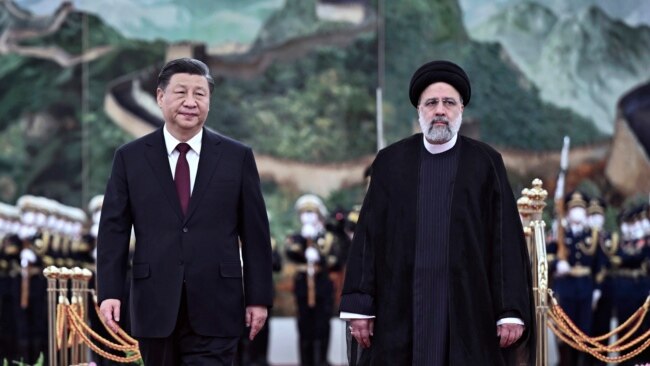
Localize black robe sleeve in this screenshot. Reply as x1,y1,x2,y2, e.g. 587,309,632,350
339,156,387,316
489,151,536,364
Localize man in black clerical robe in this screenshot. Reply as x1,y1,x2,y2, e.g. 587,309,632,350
340,60,535,365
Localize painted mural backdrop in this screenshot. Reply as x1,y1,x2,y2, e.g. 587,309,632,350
1,0,649,315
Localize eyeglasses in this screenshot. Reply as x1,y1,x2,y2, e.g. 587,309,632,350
419,97,461,110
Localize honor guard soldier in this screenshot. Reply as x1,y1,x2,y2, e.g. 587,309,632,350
15,195,50,364
548,190,601,366
286,194,341,366
611,205,650,366
0,202,21,361
587,197,617,366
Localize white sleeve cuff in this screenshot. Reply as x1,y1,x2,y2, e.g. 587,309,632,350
339,311,376,319
497,317,524,326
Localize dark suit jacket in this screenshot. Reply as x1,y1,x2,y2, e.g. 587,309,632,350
97,127,273,338
340,134,535,365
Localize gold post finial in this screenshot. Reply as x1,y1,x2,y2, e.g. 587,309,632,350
81,268,93,282
43,266,60,279
525,179,548,219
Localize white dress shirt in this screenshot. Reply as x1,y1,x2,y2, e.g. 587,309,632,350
163,126,202,194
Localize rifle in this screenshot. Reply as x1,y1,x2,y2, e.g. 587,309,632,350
306,238,316,308
554,136,570,261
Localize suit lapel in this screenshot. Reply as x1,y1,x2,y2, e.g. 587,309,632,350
184,128,223,223
144,128,184,221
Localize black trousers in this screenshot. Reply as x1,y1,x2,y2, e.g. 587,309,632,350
137,288,239,366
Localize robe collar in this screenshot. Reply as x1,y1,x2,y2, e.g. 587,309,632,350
422,133,458,155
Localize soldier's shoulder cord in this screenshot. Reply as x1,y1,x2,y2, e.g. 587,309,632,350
34,230,50,256
577,229,598,256
317,232,334,255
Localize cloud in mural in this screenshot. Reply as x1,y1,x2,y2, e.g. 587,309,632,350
14,0,284,47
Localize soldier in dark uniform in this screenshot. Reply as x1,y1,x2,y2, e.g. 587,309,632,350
0,202,21,362
611,205,650,366
14,195,50,364
286,194,341,366
587,197,616,366
547,191,601,366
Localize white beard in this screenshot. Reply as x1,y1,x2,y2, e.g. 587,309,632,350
418,112,462,144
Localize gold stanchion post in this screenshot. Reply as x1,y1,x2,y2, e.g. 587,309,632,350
518,179,549,366
58,267,72,366
43,266,60,366
81,268,93,364
71,267,84,365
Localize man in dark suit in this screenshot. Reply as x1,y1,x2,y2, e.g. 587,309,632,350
340,60,535,365
97,58,274,365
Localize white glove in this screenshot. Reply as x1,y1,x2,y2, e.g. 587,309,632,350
556,260,571,276
592,289,602,309
90,223,99,238
301,224,318,239
305,246,320,263
20,248,37,267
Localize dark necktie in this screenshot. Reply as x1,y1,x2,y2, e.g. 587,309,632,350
174,143,191,216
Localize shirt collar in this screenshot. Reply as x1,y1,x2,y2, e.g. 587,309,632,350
163,125,203,156
422,133,458,155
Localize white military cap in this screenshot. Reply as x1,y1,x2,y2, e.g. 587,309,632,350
0,202,20,219
88,195,104,213
294,194,328,217
68,206,87,223
16,195,39,212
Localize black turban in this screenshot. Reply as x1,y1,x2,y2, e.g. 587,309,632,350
409,60,471,107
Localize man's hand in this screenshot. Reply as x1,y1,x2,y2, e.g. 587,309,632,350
349,318,374,348
246,305,268,341
497,323,524,348
99,299,121,333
